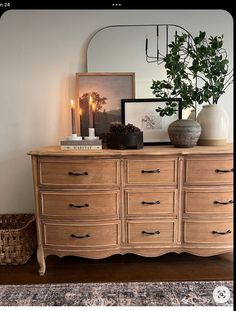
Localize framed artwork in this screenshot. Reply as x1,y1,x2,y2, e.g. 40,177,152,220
76,72,135,139
121,98,182,145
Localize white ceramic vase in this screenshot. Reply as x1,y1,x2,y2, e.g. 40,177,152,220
196,104,228,146
187,109,196,120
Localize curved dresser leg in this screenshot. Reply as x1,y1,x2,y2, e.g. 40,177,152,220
37,245,46,276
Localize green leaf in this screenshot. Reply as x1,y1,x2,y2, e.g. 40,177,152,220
150,29,231,113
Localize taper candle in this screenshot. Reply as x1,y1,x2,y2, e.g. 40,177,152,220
77,108,82,136
92,102,96,128
76,97,81,136
88,95,93,128
70,99,77,134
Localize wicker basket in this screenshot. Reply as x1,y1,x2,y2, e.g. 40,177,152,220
0,214,37,265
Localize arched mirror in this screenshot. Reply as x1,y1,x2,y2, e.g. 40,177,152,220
86,24,195,119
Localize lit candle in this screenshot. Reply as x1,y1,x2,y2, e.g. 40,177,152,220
70,99,77,134
88,95,93,128
92,102,96,128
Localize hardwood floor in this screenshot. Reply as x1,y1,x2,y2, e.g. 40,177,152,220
0,252,233,285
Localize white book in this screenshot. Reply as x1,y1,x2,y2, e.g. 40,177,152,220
61,145,102,150
60,139,102,146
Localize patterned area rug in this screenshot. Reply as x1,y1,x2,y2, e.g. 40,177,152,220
0,281,233,306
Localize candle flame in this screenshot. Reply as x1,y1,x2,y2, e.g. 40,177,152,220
89,95,92,106
92,103,96,111
79,108,82,116
70,99,75,109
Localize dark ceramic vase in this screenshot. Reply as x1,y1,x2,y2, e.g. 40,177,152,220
168,119,201,148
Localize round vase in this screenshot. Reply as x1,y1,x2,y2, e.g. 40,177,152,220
196,104,228,146
168,119,201,148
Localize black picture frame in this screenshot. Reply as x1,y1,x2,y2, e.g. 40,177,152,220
121,98,182,145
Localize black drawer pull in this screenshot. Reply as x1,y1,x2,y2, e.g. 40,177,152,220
141,169,160,174
69,203,89,208
212,230,231,235
68,171,88,176
71,233,90,239
215,168,233,173
142,201,160,205
214,200,234,205
142,230,160,235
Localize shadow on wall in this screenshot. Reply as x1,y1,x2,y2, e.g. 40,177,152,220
0,154,34,214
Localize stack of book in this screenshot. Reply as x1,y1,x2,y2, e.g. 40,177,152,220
60,139,102,150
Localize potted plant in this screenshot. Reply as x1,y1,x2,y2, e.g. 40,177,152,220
151,31,233,146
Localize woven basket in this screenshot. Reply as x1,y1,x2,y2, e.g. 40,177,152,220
0,214,37,265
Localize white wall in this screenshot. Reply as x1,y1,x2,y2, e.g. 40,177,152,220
0,10,233,213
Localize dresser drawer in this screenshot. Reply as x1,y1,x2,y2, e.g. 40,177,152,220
125,190,177,216
41,191,119,218
184,220,233,244
184,190,233,215
127,220,175,244
39,159,120,186
44,222,119,247
126,159,177,185
185,157,233,185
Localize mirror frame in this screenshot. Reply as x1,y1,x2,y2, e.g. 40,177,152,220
86,24,196,119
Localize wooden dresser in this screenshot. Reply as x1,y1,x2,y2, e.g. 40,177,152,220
28,144,233,275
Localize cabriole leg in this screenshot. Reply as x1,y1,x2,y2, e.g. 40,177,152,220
37,245,46,276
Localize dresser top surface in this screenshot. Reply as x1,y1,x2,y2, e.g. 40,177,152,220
28,144,233,157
